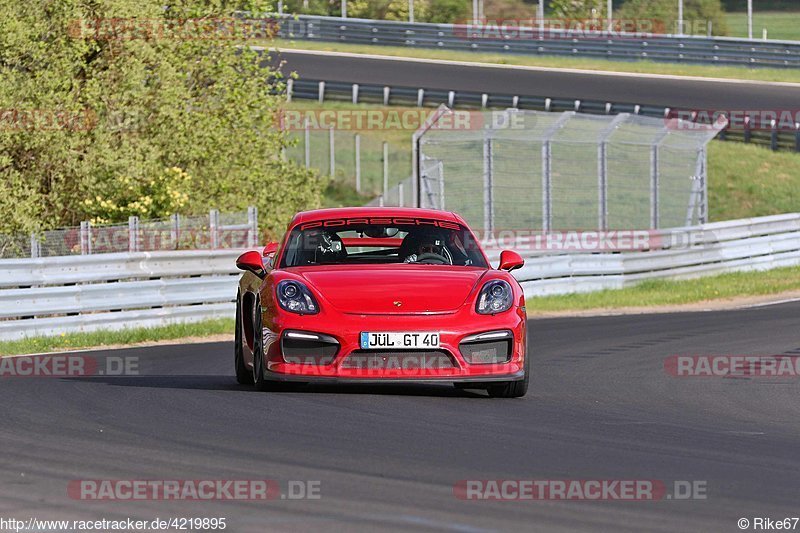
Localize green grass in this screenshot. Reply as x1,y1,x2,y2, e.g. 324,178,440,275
274,39,800,84
725,11,800,41
0,318,233,357
526,265,800,313
708,141,800,221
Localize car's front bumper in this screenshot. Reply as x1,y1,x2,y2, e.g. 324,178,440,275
259,305,527,382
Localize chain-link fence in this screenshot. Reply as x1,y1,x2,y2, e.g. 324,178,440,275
285,124,412,198
417,108,725,231
0,207,259,260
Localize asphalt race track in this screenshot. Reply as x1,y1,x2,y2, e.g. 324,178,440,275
273,50,800,111
3,301,800,531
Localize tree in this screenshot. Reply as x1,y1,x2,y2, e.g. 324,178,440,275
0,0,323,238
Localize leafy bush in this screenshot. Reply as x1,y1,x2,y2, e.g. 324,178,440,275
0,0,323,238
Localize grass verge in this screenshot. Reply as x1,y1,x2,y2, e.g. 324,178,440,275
725,11,800,41
526,265,800,313
0,318,233,357
274,39,800,84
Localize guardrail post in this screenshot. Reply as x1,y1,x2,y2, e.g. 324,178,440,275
744,116,752,144
447,91,455,107
329,126,335,176
171,214,180,250
354,133,361,192
128,216,139,252
286,78,293,102
770,120,778,151
247,206,258,248
209,209,219,249
417,89,424,107
30,233,40,259
795,123,800,153
318,81,325,104
80,221,92,255
383,86,390,106
352,83,359,104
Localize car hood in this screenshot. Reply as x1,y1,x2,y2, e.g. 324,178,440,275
293,265,488,314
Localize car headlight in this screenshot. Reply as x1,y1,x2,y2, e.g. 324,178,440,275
476,280,513,315
276,280,319,315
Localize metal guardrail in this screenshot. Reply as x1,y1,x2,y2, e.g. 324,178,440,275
288,78,800,153
2,214,800,340
0,250,242,341
279,15,800,68
506,213,800,296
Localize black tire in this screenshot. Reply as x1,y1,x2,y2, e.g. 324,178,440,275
252,300,271,392
487,352,529,398
234,293,254,385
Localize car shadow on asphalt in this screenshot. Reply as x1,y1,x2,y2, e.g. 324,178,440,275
62,375,491,397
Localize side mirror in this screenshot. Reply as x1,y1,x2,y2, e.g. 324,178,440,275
498,250,524,272
236,250,266,278
263,242,279,257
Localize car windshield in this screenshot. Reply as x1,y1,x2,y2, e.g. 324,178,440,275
280,218,488,268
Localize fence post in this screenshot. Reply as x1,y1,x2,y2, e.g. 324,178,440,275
247,206,258,248
398,182,404,207
80,221,92,255
30,233,40,259
329,126,335,176
128,216,139,252
598,141,608,231
541,141,551,232
482,133,494,233
318,81,325,104
209,209,219,249
354,133,361,192
171,213,180,250
650,145,659,229
304,118,310,168
383,142,389,201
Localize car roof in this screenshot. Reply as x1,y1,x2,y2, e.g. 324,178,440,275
290,207,465,226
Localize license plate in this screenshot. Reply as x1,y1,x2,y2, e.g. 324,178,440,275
360,332,440,350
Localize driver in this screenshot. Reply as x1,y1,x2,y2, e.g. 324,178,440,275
402,230,449,264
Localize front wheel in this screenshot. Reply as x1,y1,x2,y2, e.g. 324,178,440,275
487,353,529,398
252,301,271,391
234,293,254,385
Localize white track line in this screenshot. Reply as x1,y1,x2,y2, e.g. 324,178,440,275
274,47,800,88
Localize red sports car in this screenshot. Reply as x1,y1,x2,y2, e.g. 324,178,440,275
234,207,528,397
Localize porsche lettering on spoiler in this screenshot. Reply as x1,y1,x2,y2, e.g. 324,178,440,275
299,218,461,231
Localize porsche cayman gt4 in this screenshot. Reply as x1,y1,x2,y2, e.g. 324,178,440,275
234,207,528,397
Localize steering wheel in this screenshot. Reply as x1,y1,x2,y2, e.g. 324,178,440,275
414,252,450,265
